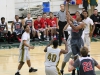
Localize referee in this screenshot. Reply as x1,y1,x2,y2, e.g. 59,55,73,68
57,4,68,46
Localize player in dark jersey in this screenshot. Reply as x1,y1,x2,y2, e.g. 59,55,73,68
66,1,85,56
68,46,100,75
11,15,22,42
60,1,86,75
0,17,12,44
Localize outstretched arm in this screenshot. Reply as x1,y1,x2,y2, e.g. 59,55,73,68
44,40,54,52
60,39,68,54
66,1,74,22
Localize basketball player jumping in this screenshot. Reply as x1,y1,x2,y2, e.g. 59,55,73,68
68,46,100,75
44,39,68,75
63,1,86,75
15,24,37,75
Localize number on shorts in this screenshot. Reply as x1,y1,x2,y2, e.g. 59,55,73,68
47,53,57,62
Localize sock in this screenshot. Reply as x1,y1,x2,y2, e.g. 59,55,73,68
51,36,53,39
39,36,41,39
29,67,32,69
17,70,20,73
44,35,46,38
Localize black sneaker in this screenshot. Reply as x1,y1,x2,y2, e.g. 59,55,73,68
15,72,20,75
59,43,61,46
88,54,90,57
29,68,38,72
60,70,64,75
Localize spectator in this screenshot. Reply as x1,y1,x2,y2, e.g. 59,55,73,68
90,9,100,36
0,17,12,44
34,15,43,40
48,12,58,40
41,13,49,41
11,15,23,42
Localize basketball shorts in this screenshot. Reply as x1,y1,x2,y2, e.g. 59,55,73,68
18,48,30,62
64,35,73,62
14,30,22,35
45,66,61,75
71,38,84,55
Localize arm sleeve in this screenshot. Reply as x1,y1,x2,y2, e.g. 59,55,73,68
92,58,98,66
22,33,27,41
73,59,80,68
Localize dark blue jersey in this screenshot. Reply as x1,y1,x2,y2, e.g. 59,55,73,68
14,20,22,30
73,57,98,75
71,21,83,39
0,22,7,31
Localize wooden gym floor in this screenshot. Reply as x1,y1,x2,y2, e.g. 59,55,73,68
0,42,100,75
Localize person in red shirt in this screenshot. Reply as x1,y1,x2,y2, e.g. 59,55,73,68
48,12,58,39
34,15,42,40
41,13,49,41
72,11,80,19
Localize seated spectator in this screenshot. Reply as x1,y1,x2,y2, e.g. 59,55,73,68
11,15,23,42
23,13,34,39
34,15,43,40
90,9,100,37
41,13,49,41
48,12,58,40
0,17,12,44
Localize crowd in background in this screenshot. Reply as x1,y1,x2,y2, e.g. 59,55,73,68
0,4,100,44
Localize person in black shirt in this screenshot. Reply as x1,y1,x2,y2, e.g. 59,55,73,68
90,9,100,36
68,46,100,75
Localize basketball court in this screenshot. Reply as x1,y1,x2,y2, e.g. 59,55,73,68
0,42,100,75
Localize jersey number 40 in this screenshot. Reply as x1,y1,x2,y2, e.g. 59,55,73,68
48,53,57,62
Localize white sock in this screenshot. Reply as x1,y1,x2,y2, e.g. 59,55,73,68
29,67,32,69
39,36,41,39
17,70,20,73
54,35,56,38
44,35,46,38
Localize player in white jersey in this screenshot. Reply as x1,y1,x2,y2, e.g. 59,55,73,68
60,23,73,75
82,10,95,51
15,24,37,75
44,39,68,75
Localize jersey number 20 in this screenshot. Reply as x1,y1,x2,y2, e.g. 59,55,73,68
48,53,57,62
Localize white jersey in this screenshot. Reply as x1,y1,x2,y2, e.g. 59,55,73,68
83,17,94,34
45,47,61,67
19,32,30,50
